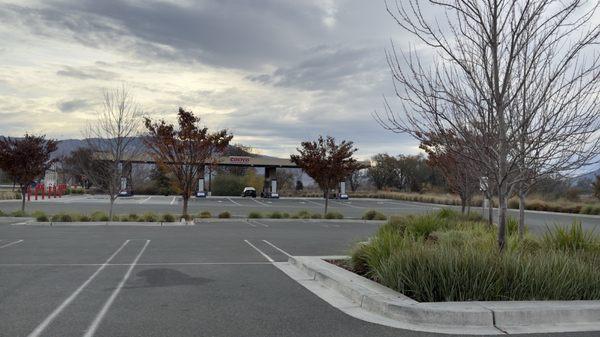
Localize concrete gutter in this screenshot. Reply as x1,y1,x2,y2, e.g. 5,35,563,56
283,256,600,335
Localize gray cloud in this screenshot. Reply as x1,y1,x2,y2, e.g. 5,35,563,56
0,0,421,157
56,66,120,80
58,99,89,113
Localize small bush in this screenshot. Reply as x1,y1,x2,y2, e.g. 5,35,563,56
79,215,91,222
162,213,175,222
0,209,4,216
310,213,322,219
362,210,387,221
120,215,130,222
248,211,263,219
10,210,27,217
143,212,158,222
91,211,108,221
218,211,231,218
282,212,290,219
32,210,48,222
296,210,311,219
198,211,212,219
128,213,139,221
269,211,282,219
508,198,520,209
325,211,344,219
51,213,72,222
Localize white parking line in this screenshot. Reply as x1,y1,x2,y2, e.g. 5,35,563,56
304,199,322,207
139,196,152,204
244,240,274,262
252,198,270,207
262,240,292,258
0,239,23,249
245,220,257,227
170,197,177,205
331,200,363,209
0,262,272,267
27,240,130,337
249,220,269,227
227,197,242,206
83,240,150,337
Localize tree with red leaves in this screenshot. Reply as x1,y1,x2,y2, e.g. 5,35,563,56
291,136,361,215
144,108,232,219
0,134,57,211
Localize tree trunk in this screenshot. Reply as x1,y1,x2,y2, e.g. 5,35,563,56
518,189,526,240
466,198,471,215
488,198,493,227
324,190,329,215
108,196,115,224
20,185,26,212
498,187,508,251
460,197,466,214
182,195,189,220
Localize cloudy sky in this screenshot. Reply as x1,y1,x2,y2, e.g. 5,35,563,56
0,0,422,159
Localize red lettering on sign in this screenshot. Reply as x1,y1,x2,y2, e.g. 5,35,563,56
230,156,250,163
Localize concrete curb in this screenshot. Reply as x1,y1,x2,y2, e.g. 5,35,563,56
288,256,600,335
12,221,194,226
194,218,385,223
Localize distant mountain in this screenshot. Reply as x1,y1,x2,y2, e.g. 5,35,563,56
576,167,600,182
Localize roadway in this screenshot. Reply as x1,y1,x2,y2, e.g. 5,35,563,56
1,195,600,235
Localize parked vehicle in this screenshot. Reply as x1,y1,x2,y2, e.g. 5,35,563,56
242,187,257,198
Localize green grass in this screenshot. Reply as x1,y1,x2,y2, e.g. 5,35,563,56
143,212,158,222
350,209,600,302
248,211,262,219
161,213,175,222
10,210,28,217
325,211,344,219
269,211,282,219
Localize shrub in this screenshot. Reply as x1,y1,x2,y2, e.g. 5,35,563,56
282,212,290,219
325,211,343,219
161,213,175,222
91,211,109,221
248,211,262,219
128,213,139,221
143,212,158,222
362,210,387,221
79,215,91,222
0,209,4,216
543,221,599,252
10,210,27,217
296,210,311,219
120,215,130,222
269,211,282,219
310,213,322,219
218,211,231,218
32,210,48,222
51,213,72,222
198,211,212,219
508,198,520,209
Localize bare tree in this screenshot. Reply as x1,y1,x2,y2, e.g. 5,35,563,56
376,0,600,250
83,85,143,222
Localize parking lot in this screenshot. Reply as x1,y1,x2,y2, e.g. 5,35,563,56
2,195,600,234
3,217,600,337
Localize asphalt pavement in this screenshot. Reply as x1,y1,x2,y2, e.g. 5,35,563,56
1,217,600,336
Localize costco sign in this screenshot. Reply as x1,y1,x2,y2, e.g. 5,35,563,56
229,156,251,164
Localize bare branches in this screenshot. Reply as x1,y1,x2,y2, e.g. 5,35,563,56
377,0,600,249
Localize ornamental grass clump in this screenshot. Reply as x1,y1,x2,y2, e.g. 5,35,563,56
350,210,600,302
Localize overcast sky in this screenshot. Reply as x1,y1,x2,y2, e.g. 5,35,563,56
0,0,424,159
